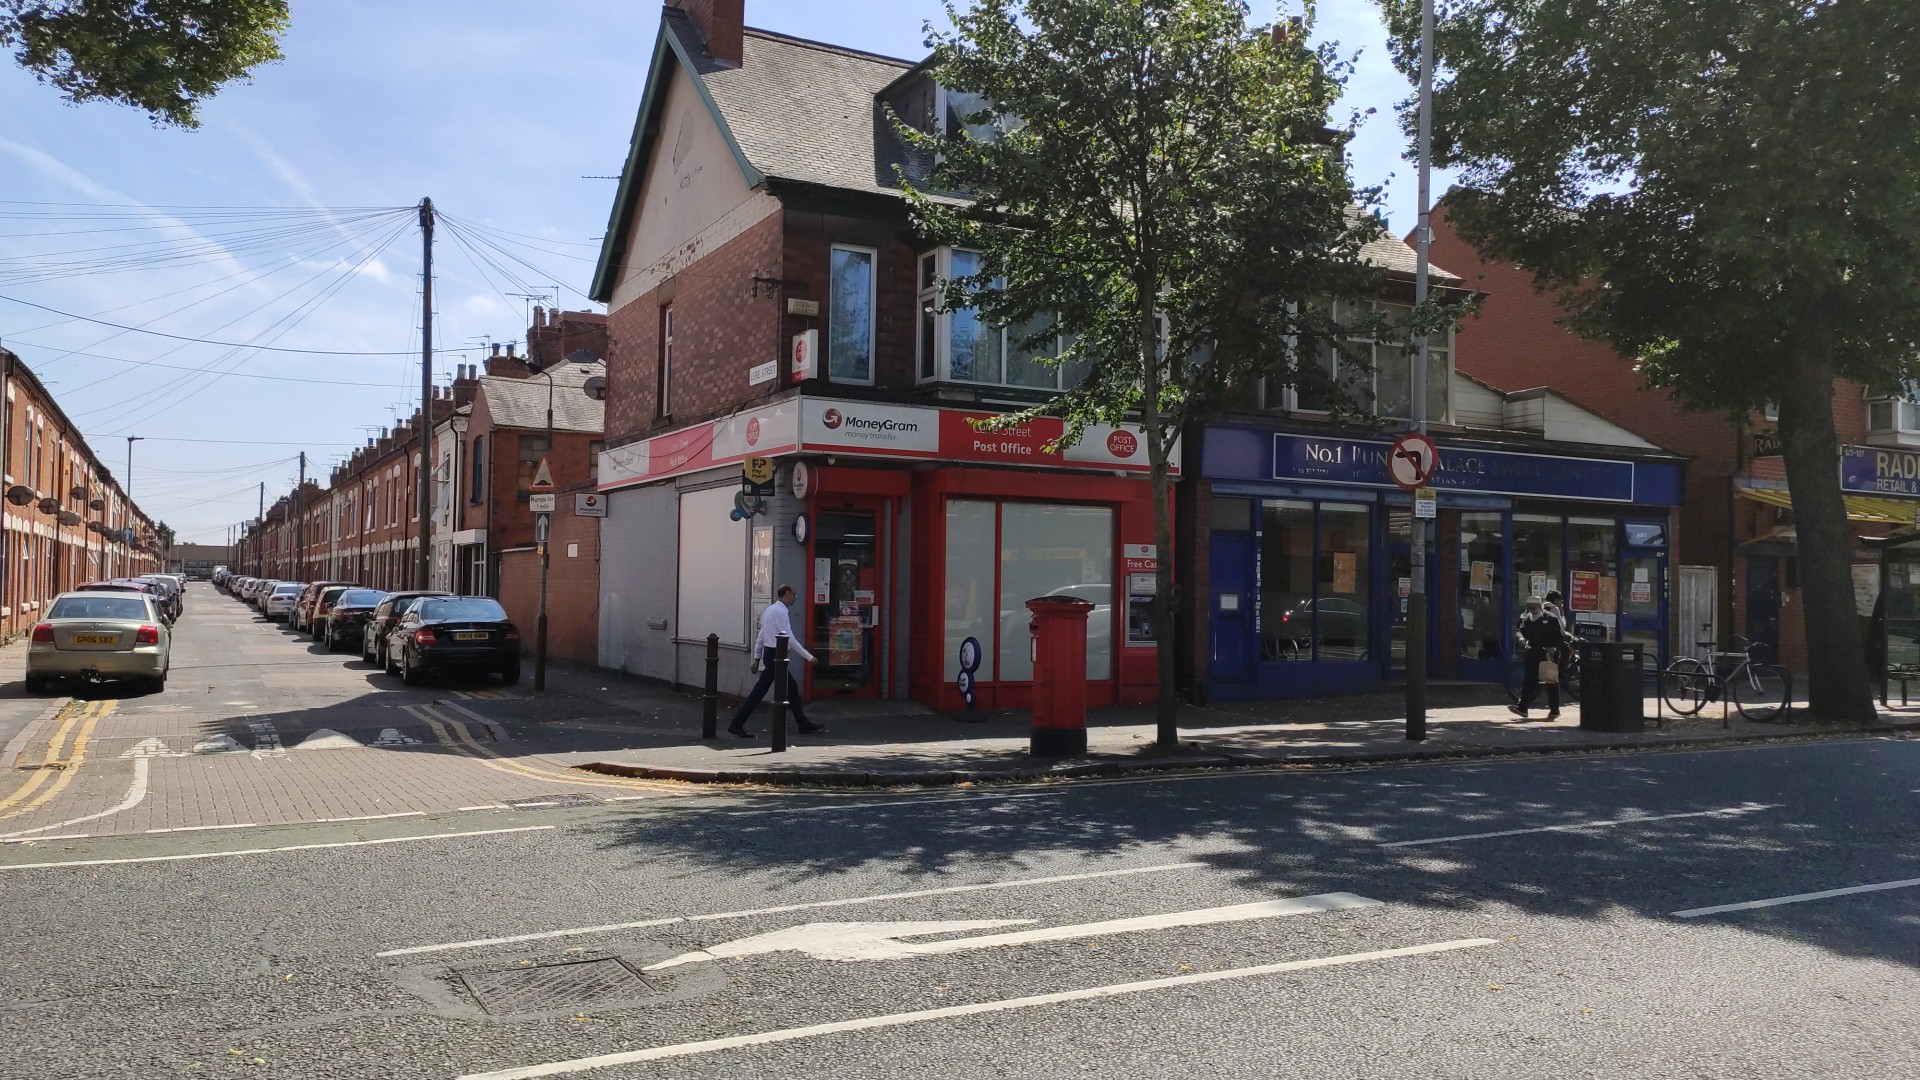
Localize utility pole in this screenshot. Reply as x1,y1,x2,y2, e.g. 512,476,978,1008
1406,0,1436,742
295,451,307,580
257,482,265,575
124,435,143,500
415,197,435,590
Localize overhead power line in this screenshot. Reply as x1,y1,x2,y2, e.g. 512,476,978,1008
0,294,473,355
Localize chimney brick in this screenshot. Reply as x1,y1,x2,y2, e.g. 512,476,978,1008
668,0,743,68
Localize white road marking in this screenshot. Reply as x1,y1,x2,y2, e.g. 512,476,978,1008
0,825,553,870
118,737,183,759
371,728,421,747
0,833,89,844
191,734,246,755
1673,876,1920,918
0,757,152,840
713,791,1066,817
1379,802,1780,848
146,822,261,834
457,938,1500,1078
293,728,364,750
646,893,1383,970
376,861,1208,958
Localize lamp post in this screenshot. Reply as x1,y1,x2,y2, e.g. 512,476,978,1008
523,359,556,692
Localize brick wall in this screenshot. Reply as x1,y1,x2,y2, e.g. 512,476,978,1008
779,204,921,392
496,508,600,666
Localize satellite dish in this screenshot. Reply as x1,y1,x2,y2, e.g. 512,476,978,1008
57,510,80,526
36,497,58,514
582,375,608,401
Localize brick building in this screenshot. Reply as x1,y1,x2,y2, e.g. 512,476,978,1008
0,348,163,640
1425,200,1896,675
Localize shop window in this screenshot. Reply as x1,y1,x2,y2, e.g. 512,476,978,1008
1210,496,1253,532
1624,521,1666,547
828,246,876,384
944,500,998,680
1458,512,1505,662
1513,514,1565,609
1567,517,1620,637
997,503,1115,681
1261,500,1370,663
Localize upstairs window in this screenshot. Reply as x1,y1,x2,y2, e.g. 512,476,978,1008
1279,300,1452,423
828,245,876,384
469,435,485,503
917,248,1090,392
657,306,673,418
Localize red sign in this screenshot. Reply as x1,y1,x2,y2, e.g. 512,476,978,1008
1387,432,1440,489
937,412,1066,464
745,417,762,446
648,425,715,476
1106,429,1139,459
1569,571,1600,612
1122,543,1157,573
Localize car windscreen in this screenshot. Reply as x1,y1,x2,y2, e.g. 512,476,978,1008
319,586,352,602
271,585,302,596
419,599,508,622
49,596,149,621
337,590,386,607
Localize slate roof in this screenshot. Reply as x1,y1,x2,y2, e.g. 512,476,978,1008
479,363,606,434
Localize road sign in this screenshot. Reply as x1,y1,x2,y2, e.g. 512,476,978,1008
528,493,556,513
1387,433,1440,489
534,513,551,543
1413,485,1437,520
530,456,555,492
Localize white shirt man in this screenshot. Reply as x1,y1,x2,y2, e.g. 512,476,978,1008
755,592,816,663
728,585,822,737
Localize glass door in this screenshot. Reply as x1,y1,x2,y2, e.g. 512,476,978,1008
1620,547,1668,667
811,509,882,696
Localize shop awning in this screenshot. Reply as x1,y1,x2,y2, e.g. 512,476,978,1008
1737,485,1920,525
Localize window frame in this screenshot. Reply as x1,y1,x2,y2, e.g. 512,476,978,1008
1268,299,1454,423
915,246,1080,392
827,244,878,386
657,305,673,419
469,435,485,503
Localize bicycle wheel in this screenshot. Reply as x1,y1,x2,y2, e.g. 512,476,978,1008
1731,663,1791,722
1660,658,1711,715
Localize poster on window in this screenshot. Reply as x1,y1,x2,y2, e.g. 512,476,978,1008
828,615,864,666
1331,551,1357,595
1469,561,1494,592
1570,571,1601,612
751,527,774,604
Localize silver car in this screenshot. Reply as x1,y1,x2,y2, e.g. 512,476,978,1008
26,591,172,693
264,582,305,621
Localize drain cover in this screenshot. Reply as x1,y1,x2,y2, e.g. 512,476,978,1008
504,793,601,810
460,958,653,1016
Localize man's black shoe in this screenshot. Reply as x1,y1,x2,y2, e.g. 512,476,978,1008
796,722,826,734
727,726,753,739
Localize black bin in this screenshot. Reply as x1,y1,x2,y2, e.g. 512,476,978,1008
1578,642,1645,732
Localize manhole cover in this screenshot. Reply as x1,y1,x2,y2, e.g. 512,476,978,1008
504,793,601,810
460,958,653,1016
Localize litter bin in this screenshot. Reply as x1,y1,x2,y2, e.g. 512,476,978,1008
1578,641,1645,732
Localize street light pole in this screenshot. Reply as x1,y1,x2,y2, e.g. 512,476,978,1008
1407,0,1435,742
125,435,142,501
532,365,554,692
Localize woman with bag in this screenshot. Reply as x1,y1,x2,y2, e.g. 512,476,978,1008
1509,595,1566,720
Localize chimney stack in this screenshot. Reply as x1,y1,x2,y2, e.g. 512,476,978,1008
667,0,743,69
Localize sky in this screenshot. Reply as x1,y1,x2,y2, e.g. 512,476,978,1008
0,0,1449,546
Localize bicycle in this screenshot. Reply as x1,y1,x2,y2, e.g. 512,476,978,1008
1505,648,1583,704
1660,637,1792,721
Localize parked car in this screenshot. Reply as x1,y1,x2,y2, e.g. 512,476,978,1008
25,590,172,693
305,584,359,640
322,589,388,653
135,575,182,620
263,581,305,622
293,581,357,634
384,596,521,685
361,591,449,668
246,579,278,608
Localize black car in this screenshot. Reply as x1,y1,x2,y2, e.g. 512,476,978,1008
322,588,388,653
384,596,521,685
360,590,450,668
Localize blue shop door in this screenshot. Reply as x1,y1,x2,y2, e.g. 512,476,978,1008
1620,547,1669,670
1208,532,1254,683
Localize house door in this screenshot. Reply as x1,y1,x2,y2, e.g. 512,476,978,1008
1745,556,1781,660
1208,531,1253,683
810,507,885,697
1620,548,1669,667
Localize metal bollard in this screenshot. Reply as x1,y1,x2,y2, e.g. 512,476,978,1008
701,633,720,740
770,635,789,754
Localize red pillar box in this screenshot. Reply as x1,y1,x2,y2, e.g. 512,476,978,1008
1027,596,1096,756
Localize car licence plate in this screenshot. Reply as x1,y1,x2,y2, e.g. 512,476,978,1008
73,634,118,645
454,631,489,641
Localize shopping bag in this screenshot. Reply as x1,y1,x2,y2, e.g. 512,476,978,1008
1539,659,1560,685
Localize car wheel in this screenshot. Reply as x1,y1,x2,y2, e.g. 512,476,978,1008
400,649,424,686
324,626,338,652
146,673,167,695
500,663,522,685
384,645,400,678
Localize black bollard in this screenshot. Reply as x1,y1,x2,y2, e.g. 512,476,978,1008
700,633,720,740
770,635,789,754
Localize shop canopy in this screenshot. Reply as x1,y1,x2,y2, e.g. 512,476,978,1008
1737,485,1920,525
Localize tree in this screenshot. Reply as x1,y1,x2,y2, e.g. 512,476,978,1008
901,0,1394,746
2,0,289,128
1375,0,1919,722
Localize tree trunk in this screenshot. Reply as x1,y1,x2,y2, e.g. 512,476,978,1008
1777,350,1876,722
1139,313,1179,748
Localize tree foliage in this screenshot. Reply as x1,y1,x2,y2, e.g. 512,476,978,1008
900,0,1399,738
1376,0,1919,721
2,0,289,128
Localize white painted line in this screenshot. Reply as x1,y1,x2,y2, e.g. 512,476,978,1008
457,937,1500,1078
456,804,506,811
0,825,553,870
1379,802,1780,848
0,833,90,844
376,861,1207,958
313,811,427,824
1673,876,1920,918
146,822,261,834
646,893,1383,969
0,757,152,840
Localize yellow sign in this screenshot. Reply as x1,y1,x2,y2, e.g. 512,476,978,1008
1415,486,1437,502
743,457,776,485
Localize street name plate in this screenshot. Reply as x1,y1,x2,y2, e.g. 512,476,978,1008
528,493,556,513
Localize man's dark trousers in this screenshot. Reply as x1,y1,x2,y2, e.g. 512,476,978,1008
730,646,809,730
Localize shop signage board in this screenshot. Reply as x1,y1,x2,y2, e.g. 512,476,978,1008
1839,444,1920,497
1265,432,1639,503
574,493,606,517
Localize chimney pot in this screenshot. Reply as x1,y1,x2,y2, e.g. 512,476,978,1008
506,343,516,357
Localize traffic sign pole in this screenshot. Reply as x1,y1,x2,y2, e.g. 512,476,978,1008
1388,433,1438,742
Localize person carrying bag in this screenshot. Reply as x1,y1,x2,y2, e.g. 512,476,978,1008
1509,595,1567,720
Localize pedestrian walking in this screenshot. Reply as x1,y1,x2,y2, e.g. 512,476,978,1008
1509,594,1568,720
728,585,826,739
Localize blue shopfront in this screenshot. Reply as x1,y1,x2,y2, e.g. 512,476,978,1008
1199,425,1685,700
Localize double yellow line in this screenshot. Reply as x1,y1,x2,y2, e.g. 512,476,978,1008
405,704,682,794
0,698,116,821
